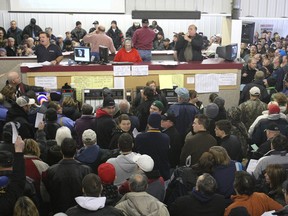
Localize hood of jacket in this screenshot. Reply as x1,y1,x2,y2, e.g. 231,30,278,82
76,144,100,163
117,192,166,216
75,196,106,211
96,108,111,119
191,188,215,203
114,153,139,172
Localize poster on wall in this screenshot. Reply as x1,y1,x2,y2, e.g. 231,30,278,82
260,24,274,33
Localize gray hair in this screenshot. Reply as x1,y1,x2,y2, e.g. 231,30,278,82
129,173,148,192
119,99,130,113
196,173,217,195
55,126,72,146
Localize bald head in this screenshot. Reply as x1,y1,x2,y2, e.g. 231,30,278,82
97,25,105,33
7,71,21,87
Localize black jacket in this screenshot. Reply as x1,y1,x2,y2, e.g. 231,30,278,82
95,109,116,149
22,24,43,38
0,153,26,216
43,159,91,214
66,205,124,216
175,33,203,61
168,189,225,216
162,126,183,168
239,80,269,104
6,103,34,139
220,135,243,162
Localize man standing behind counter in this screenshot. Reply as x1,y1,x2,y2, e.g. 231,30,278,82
132,19,155,62
83,25,116,62
34,32,63,65
174,24,203,62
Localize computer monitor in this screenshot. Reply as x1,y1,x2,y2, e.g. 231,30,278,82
74,47,91,63
99,45,109,63
216,43,238,61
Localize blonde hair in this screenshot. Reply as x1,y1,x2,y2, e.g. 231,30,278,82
209,146,230,166
62,96,77,107
24,139,40,157
13,196,39,216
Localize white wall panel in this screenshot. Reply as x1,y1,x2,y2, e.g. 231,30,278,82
240,0,250,17
257,0,267,17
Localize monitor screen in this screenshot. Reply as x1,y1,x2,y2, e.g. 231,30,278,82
74,47,91,63
99,45,109,63
216,43,238,61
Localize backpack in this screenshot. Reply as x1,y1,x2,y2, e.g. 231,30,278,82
164,157,198,205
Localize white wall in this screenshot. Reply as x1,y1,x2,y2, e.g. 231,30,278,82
0,0,288,40
0,11,223,40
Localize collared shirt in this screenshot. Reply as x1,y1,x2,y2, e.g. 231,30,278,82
132,26,155,50
35,43,63,63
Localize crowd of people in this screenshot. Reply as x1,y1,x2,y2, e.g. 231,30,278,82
1,17,288,215
0,68,288,215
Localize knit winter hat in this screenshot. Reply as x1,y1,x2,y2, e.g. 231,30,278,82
0,176,9,188
135,154,154,172
37,94,48,105
204,103,219,119
102,96,115,108
45,108,57,121
147,113,161,129
151,100,164,111
213,96,225,108
268,103,280,114
98,163,116,184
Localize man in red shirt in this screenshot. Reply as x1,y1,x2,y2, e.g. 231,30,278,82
132,19,155,62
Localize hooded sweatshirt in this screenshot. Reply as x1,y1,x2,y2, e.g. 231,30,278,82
107,152,140,186
66,196,123,216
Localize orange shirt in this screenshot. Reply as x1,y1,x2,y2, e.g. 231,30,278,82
114,47,142,63
224,192,283,216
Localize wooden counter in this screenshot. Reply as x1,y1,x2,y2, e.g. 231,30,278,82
20,59,243,108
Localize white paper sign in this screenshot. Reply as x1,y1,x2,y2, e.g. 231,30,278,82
113,65,131,76
131,65,149,76
187,77,195,84
195,74,219,93
114,77,125,89
35,77,57,89
35,113,44,128
11,122,18,144
219,73,237,86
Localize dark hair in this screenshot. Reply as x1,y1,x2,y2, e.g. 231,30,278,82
39,31,50,38
143,86,154,100
271,134,288,151
215,120,232,135
117,114,130,125
233,171,255,196
265,164,287,190
196,173,217,195
118,133,133,152
81,103,93,115
61,138,76,158
45,108,57,122
195,114,209,130
82,173,102,197
209,93,218,103
129,173,148,192
193,152,215,175
189,90,197,99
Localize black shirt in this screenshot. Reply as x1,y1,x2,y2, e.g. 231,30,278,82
35,43,63,63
